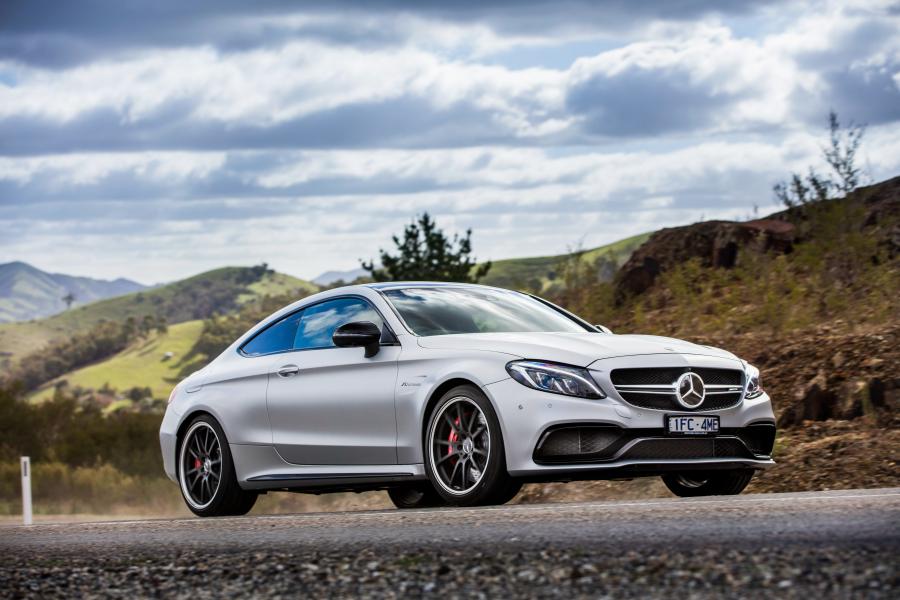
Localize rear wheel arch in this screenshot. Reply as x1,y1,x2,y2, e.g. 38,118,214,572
176,411,257,517
175,410,216,475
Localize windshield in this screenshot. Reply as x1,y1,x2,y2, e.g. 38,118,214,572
382,287,589,336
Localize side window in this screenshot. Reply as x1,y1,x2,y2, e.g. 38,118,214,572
240,312,303,356
293,298,384,351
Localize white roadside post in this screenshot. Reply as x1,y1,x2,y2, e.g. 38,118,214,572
21,456,33,526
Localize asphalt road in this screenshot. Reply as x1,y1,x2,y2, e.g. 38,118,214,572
2,488,898,598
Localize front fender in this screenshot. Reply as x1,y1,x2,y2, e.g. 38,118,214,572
395,348,513,464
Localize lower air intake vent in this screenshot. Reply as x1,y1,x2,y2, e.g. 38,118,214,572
623,438,754,460
735,423,776,456
534,427,622,462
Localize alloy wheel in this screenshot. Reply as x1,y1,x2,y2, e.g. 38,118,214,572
675,474,708,488
179,422,223,510
429,396,491,495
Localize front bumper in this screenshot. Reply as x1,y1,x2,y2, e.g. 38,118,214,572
485,376,775,477
159,403,181,482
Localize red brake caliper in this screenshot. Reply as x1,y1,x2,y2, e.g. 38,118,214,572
447,417,460,461
194,458,202,470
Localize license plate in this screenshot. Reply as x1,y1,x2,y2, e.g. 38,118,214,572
667,415,720,435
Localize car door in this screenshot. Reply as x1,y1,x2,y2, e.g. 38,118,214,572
224,312,308,445
266,296,400,465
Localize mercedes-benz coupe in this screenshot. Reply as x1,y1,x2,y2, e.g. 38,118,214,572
160,282,775,516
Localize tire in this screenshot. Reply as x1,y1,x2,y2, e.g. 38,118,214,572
661,470,755,498
487,479,523,505
178,415,258,517
387,483,445,509
424,384,513,506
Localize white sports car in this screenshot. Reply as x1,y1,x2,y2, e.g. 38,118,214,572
160,282,775,516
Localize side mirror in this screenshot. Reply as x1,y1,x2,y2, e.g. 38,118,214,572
594,324,613,334
333,321,382,357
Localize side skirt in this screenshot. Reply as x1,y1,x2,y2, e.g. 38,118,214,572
243,472,426,494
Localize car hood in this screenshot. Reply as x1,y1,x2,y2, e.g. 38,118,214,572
416,332,739,367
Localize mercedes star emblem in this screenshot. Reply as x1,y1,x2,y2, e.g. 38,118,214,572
675,372,706,408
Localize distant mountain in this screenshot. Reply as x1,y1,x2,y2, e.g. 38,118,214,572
0,261,147,324
0,266,319,364
313,267,370,286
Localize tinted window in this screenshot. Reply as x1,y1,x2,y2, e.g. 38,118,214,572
383,287,587,336
293,297,384,350
240,312,304,356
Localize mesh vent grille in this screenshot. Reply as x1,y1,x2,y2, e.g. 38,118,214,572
623,438,754,460
536,427,622,460
736,424,776,455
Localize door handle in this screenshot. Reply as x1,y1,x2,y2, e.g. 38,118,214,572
276,365,300,378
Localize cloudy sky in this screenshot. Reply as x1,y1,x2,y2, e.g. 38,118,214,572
2,0,899,284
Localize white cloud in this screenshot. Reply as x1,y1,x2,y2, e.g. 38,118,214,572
0,152,225,187
1,1,899,283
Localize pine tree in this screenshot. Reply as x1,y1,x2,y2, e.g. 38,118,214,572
361,213,491,282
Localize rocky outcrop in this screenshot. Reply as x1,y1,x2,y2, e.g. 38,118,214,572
614,176,900,302
614,219,795,301
692,322,899,430
776,373,895,428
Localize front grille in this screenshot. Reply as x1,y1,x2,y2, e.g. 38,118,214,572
611,367,742,386
610,367,744,412
617,391,744,411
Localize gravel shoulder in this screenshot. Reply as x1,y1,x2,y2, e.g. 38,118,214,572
2,488,898,598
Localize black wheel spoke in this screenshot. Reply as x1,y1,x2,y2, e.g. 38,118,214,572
443,413,458,435
431,398,490,494
466,409,478,435
181,424,223,508
449,460,461,488
436,452,455,466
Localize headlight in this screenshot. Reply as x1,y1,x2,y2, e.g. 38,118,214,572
744,364,763,399
506,360,606,399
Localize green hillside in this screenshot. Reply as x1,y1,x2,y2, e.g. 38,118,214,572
479,232,650,292
0,267,317,365
30,320,206,403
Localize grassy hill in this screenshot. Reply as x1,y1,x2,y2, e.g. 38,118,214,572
30,320,206,403
478,233,650,293
0,267,317,366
